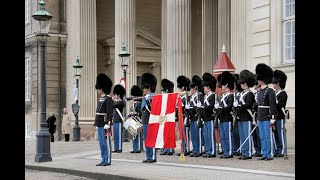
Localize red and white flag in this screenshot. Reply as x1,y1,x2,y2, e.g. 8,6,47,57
145,93,180,148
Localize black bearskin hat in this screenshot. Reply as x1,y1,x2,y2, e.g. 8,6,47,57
141,73,157,93
177,75,191,91
161,78,174,93
95,73,112,94
218,71,235,90
239,70,255,88
130,85,143,96
202,72,217,92
255,63,273,84
272,70,287,89
190,75,203,92
113,84,125,99
234,74,242,92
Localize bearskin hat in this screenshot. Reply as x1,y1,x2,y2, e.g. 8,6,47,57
161,78,174,93
239,69,255,88
255,63,273,84
95,73,112,94
202,72,217,92
130,85,143,96
177,75,191,91
218,71,235,90
190,75,203,92
113,84,126,99
234,74,242,92
141,73,157,93
272,70,287,89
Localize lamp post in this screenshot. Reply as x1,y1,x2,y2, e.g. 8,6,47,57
119,43,130,142
33,0,53,162
72,56,83,141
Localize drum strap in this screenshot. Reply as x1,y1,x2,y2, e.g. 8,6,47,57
115,108,124,121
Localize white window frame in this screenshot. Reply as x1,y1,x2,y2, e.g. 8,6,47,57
282,0,295,64
25,123,32,138
25,58,31,101
25,0,31,24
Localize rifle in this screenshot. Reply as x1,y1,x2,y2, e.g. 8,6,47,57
184,90,190,127
213,92,219,128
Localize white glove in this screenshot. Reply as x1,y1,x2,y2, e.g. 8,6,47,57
185,103,190,110
233,101,238,108
196,102,202,108
104,124,110,129
270,119,276,124
252,120,256,125
214,103,219,109
145,94,150,100
96,126,98,129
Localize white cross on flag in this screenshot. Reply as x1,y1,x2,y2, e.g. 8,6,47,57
145,93,179,148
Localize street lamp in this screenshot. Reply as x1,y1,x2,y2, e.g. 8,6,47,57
72,56,83,141
119,43,130,142
33,0,53,162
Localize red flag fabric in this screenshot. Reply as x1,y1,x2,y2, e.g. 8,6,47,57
145,93,179,148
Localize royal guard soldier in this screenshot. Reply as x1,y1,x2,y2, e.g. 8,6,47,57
94,73,114,166
112,84,126,153
129,85,143,153
176,75,192,156
236,70,256,160
160,78,175,156
201,72,217,158
255,63,277,160
141,73,158,163
251,79,262,157
215,71,235,159
272,70,288,157
232,74,241,156
186,75,204,157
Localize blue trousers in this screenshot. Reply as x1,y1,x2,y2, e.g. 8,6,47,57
274,119,286,155
252,124,261,154
232,122,240,154
257,120,274,158
113,122,122,151
143,124,156,160
163,148,173,153
219,121,232,157
181,126,191,154
190,120,202,154
203,120,216,155
238,121,252,157
97,127,112,164
132,132,142,151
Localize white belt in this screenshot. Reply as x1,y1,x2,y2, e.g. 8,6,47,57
96,113,107,115
258,106,270,108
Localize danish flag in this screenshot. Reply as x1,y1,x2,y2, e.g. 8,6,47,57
145,93,181,148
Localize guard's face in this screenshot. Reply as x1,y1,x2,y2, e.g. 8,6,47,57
240,83,248,90
143,88,150,96
273,83,280,90
203,86,210,94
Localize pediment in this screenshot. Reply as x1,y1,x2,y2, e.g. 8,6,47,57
101,28,160,49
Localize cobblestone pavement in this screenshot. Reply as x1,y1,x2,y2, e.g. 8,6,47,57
26,168,94,180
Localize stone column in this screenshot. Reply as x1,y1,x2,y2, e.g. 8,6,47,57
66,0,97,120
218,0,231,56
165,0,191,86
115,0,136,97
202,0,218,73
161,0,167,79
79,0,97,118
231,0,247,72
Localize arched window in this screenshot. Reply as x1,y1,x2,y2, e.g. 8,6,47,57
25,0,31,24
283,0,295,64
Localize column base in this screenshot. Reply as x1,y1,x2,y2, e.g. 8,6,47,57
35,131,52,162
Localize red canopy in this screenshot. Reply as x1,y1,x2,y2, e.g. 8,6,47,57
212,45,236,95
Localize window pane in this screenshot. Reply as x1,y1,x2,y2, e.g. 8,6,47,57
292,3,295,16
292,47,295,60
285,48,290,61
285,22,291,34
286,5,290,17
292,21,295,33
292,33,295,46
286,35,291,47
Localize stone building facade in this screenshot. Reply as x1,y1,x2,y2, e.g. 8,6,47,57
25,0,295,148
